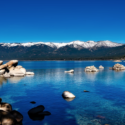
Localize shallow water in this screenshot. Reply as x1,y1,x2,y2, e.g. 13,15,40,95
1,61,125,125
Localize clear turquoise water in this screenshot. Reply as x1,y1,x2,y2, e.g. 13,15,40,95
1,61,125,125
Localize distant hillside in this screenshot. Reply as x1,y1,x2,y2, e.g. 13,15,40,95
0,41,125,60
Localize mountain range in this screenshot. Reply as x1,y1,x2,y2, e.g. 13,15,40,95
0,40,125,60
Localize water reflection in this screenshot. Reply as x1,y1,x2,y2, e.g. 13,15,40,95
8,76,24,83
0,77,7,86
62,97,75,102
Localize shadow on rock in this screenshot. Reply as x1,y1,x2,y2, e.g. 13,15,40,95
28,105,51,121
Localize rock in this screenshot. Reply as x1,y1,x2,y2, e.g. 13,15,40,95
0,69,5,75
30,101,36,104
85,66,98,72
0,102,12,112
28,113,45,121
39,111,51,116
15,65,23,69
19,68,26,74
6,60,18,68
84,90,89,92
0,64,8,70
62,91,75,98
0,110,23,125
28,106,51,121
3,73,11,78
9,68,26,76
9,66,15,71
0,60,3,65
13,74,24,77
112,63,125,70
28,105,45,115
10,110,23,123
65,69,74,73
0,110,17,125
26,72,34,75
99,65,104,69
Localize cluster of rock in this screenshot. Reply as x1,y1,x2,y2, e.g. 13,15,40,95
111,63,125,70
0,60,34,78
28,105,51,120
0,98,23,125
84,66,98,72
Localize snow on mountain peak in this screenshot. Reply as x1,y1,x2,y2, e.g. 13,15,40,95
0,40,123,49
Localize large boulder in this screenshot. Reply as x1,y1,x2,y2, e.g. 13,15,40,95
0,110,17,125
0,102,12,112
85,66,98,72
10,110,23,123
62,91,76,99
0,64,8,70
112,63,125,70
3,73,11,78
15,65,23,69
6,60,18,68
0,69,5,75
9,68,26,76
0,60,3,65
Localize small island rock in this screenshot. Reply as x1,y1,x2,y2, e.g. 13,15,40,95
85,66,98,72
99,65,104,69
65,69,74,73
62,91,75,98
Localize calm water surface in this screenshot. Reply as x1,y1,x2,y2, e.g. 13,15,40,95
1,61,125,125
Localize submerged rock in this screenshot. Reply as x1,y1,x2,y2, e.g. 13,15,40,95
30,101,36,104
28,105,45,115
84,90,89,92
28,105,51,121
62,91,76,99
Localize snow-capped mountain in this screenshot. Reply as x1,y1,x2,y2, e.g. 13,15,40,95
0,40,125,60
0,40,123,49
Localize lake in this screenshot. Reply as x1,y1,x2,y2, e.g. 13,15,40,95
1,61,125,125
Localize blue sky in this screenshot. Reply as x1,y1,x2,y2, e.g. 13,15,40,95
0,0,125,43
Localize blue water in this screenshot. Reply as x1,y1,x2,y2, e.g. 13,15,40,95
1,61,125,125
